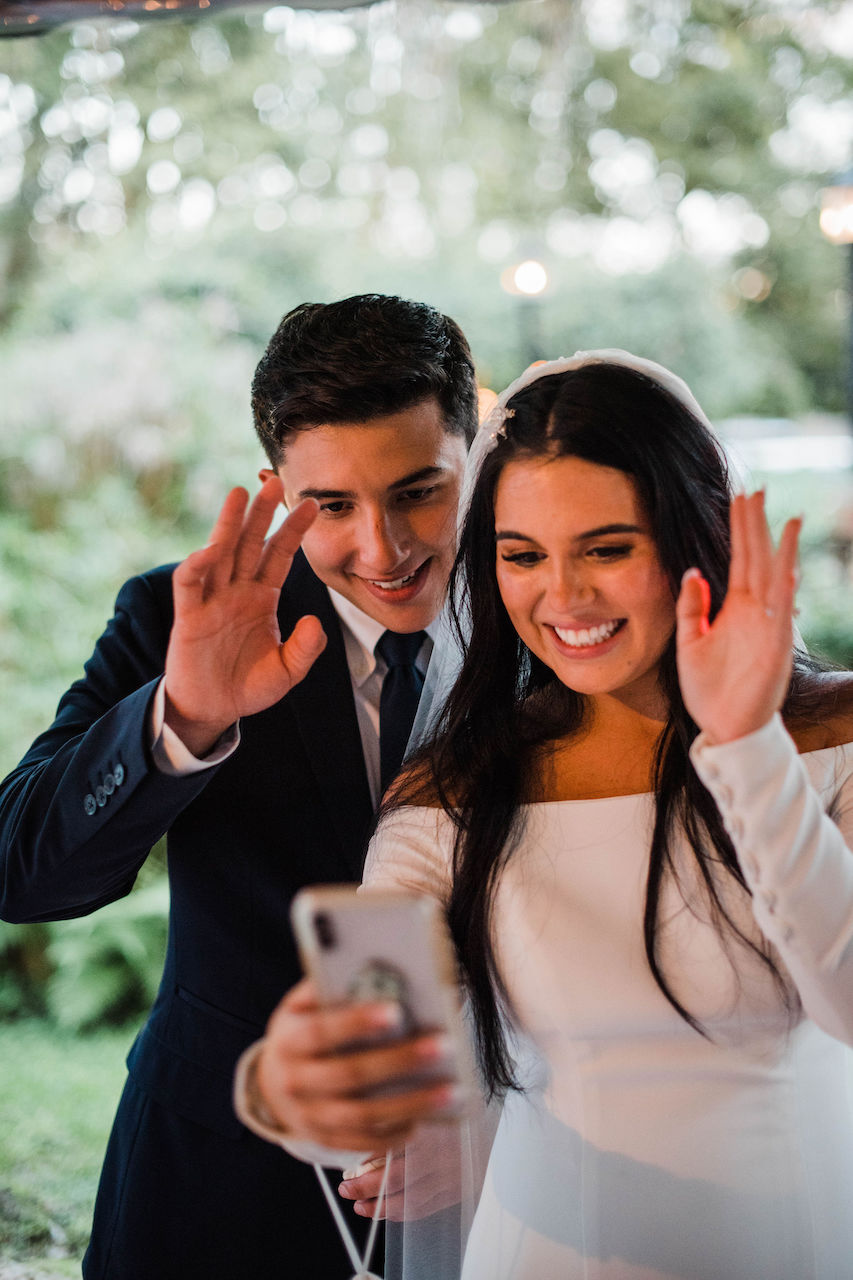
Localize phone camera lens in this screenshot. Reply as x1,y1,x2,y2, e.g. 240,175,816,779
313,912,336,950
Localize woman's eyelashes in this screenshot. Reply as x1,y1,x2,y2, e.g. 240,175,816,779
586,543,633,561
499,543,635,567
499,549,546,566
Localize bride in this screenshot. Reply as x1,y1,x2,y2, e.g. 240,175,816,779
241,353,853,1279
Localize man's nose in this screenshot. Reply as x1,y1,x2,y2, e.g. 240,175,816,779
359,510,408,572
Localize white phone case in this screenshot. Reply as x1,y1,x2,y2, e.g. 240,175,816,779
290,885,473,1105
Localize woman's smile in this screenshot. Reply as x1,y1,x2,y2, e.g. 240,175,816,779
494,455,676,715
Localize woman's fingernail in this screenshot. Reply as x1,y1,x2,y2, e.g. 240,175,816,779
342,1156,386,1180
417,1033,454,1061
368,1002,404,1031
433,1082,468,1111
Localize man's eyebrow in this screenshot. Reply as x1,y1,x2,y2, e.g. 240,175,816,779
297,466,446,502
495,522,644,542
388,465,445,491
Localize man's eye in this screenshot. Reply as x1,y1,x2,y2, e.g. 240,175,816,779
319,501,350,515
400,486,438,503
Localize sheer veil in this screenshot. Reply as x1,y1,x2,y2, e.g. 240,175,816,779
389,351,761,1280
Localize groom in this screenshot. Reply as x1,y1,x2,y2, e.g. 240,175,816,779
0,294,477,1279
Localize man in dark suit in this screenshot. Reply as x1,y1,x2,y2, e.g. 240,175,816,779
0,294,477,1279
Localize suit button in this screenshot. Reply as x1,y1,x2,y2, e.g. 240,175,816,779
84,794,97,816
114,763,125,786
95,785,107,807
103,773,116,795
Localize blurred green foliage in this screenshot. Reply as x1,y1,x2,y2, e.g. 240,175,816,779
0,845,167,1030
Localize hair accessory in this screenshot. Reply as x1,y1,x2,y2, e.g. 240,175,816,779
464,350,712,531
488,406,514,443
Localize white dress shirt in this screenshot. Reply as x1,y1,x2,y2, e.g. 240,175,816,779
151,588,435,807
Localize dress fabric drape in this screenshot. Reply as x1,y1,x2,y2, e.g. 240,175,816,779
366,728,853,1280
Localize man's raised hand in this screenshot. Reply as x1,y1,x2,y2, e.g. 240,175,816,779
164,477,326,757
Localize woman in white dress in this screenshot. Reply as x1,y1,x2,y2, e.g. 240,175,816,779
248,354,853,1280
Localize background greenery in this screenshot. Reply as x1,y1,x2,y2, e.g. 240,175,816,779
0,1022,128,1277
1,0,853,1271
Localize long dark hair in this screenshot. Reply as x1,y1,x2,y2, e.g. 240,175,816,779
393,361,828,1096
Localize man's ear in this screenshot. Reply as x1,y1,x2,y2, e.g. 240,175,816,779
259,465,293,512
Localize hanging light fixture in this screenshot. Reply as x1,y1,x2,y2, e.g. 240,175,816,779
0,0,522,38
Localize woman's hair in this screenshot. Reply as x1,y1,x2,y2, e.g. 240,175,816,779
392,361,829,1095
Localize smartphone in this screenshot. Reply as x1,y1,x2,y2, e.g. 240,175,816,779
290,885,473,1108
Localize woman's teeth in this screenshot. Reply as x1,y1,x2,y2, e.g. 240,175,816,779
554,620,622,648
371,570,418,591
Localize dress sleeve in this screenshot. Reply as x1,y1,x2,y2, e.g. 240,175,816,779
362,805,456,905
690,712,853,1045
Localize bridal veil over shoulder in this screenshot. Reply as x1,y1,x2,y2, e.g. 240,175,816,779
385,351,837,1280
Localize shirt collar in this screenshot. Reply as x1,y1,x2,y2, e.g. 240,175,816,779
328,587,438,688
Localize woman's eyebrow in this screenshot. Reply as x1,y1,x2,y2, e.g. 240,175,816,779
577,522,644,539
495,522,643,542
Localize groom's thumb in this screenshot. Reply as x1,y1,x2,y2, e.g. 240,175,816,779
281,614,327,685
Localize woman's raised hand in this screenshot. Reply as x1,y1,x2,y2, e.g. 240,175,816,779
675,491,801,745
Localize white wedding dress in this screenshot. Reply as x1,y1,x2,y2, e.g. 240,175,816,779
364,717,853,1280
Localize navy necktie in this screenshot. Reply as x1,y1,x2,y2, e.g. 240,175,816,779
375,630,427,793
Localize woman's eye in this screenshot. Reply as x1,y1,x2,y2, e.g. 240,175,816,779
588,544,631,561
500,550,543,566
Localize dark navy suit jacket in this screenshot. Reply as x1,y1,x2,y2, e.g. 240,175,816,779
0,549,380,1278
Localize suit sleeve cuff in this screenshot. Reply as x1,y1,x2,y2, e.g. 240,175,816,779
150,678,240,776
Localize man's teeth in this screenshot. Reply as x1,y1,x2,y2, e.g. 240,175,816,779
554,620,621,648
371,570,418,591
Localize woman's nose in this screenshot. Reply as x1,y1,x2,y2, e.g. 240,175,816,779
546,565,594,609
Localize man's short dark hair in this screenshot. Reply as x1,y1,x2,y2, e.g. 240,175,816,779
251,294,478,468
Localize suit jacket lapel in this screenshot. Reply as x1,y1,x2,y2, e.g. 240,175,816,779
278,551,374,879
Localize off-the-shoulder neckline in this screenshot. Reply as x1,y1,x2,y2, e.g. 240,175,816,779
394,737,853,811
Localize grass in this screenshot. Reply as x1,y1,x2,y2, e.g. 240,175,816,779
0,1020,132,1277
